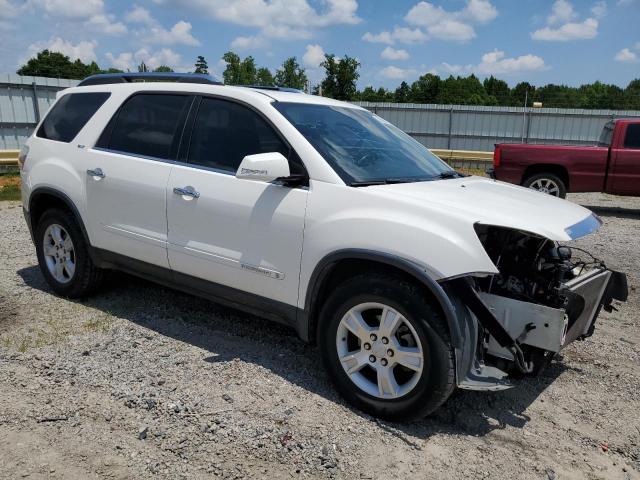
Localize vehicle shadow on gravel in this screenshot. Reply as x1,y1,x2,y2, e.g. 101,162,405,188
586,205,640,219
18,265,568,440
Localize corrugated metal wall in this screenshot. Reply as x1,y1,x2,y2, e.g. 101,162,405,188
0,74,78,149
2,75,640,152
356,102,640,151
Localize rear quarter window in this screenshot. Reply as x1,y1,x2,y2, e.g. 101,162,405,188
37,92,110,143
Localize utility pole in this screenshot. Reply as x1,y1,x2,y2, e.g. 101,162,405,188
521,89,528,143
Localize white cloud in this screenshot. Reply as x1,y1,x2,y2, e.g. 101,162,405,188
0,0,23,17
404,0,498,42
381,46,409,61
362,27,427,45
85,14,127,35
106,47,183,71
26,37,97,63
615,48,638,63
380,65,417,80
437,50,547,76
143,20,200,46
162,0,360,40
35,0,104,18
427,20,475,42
532,1,599,41
303,44,325,67
125,5,155,25
532,18,598,41
105,51,134,71
591,1,607,18
230,35,265,50
547,0,577,25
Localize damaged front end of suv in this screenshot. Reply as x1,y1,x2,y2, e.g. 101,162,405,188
442,214,628,390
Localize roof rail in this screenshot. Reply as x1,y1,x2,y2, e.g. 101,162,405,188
238,85,305,94
78,72,223,87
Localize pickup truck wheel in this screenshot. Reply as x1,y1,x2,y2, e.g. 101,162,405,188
523,173,567,198
318,274,455,420
35,209,104,298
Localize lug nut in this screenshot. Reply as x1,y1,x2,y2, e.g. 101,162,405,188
380,358,388,366
369,355,376,363
387,349,394,357
370,333,377,341
363,343,371,350
381,337,389,344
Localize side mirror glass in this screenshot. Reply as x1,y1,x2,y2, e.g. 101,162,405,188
236,152,290,183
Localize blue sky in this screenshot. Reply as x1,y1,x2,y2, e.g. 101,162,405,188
1,0,639,89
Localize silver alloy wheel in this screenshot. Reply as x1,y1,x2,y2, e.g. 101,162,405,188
336,302,424,400
529,178,561,196
42,224,76,284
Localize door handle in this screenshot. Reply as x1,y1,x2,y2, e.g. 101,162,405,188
87,168,105,179
173,186,200,199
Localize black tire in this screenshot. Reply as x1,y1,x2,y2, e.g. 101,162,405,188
523,172,567,198
35,208,103,298
317,273,455,421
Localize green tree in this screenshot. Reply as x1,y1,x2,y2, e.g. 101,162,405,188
624,79,640,110
394,81,410,102
409,74,441,103
510,82,534,107
137,61,149,73
483,76,510,106
222,51,257,85
153,65,174,72
320,54,360,100
256,67,275,86
17,50,100,79
194,56,208,74
274,57,307,90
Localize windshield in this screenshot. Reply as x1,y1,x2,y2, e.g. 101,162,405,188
273,102,455,185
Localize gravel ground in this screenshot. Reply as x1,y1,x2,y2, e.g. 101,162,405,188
0,192,639,480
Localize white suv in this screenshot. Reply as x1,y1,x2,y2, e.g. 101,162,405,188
20,73,627,420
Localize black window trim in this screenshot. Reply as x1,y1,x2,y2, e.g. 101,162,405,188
94,91,196,163
37,91,111,144
178,93,309,184
92,90,310,187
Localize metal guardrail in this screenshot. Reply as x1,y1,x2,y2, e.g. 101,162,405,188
0,148,493,173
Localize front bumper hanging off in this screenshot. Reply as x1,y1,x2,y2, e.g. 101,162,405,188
451,267,628,390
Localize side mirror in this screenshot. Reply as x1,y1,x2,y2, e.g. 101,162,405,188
236,152,290,183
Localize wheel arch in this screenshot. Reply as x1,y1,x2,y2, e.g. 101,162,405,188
28,187,92,253
522,164,570,190
302,249,463,355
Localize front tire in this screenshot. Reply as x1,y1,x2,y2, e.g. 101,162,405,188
318,273,455,421
35,209,103,298
523,172,567,198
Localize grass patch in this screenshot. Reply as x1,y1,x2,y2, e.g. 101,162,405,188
0,173,21,201
457,167,489,177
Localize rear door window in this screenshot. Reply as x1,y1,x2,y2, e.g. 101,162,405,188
37,92,110,143
100,94,191,160
623,124,640,149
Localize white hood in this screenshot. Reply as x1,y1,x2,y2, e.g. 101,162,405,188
369,176,600,242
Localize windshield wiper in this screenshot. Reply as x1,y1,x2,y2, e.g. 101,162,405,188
436,170,464,179
350,177,429,187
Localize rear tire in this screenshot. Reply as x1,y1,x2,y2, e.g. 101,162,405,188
523,172,567,198
35,209,103,298
317,273,455,421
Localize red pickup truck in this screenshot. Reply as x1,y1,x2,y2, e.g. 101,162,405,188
491,119,640,198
